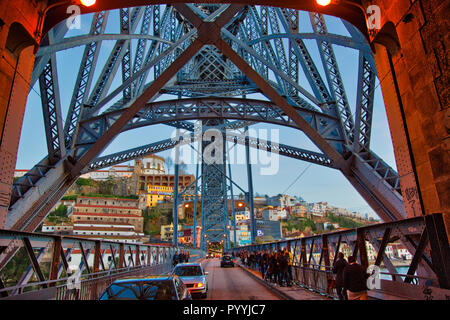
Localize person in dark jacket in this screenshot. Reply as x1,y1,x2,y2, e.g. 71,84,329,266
332,252,348,300
279,249,290,286
179,250,185,264
269,252,278,283
343,255,369,300
172,252,179,267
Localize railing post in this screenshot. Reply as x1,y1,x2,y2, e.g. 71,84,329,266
49,237,62,286
147,247,151,266
357,229,368,270
91,241,101,300
135,245,140,267
425,213,450,289
93,241,101,274
119,244,125,269
23,238,47,288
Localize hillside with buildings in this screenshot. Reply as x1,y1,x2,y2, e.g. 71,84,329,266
29,155,385,252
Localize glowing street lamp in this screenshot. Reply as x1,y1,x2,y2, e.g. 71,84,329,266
316,0,332,6
80,0,96,6
184,203,190,208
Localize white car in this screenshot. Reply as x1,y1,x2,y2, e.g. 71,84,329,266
172,263,208,299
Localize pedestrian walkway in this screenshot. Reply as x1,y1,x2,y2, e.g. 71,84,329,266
237,263,331,300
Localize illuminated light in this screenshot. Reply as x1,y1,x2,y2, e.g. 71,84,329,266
316,0,332,6
195,283,204,288
184,203,190,208
80,0,96,7
237,202,244,207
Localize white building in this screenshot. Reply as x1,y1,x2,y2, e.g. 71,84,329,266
235,209,250,221
14,169,28,178
80,164,134,181
267,194,297,208
308,202,328,217
262,208,288,221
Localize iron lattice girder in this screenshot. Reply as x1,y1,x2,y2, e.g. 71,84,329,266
39,56,66,163
63,11,109,148
75,97,344,153
309,12,355,143
201,120,228,243
354,54,376,150
85,130,334,173
10,4,409,251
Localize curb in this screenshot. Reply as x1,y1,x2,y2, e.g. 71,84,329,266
236,264,294,300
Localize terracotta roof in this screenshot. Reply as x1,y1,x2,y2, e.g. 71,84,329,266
72,212,143,219
73,234,141,240
74,220,134,226
74,204,140,210
74,226,135,232
77,196,139,202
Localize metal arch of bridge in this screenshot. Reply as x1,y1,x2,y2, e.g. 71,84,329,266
7,4,417,252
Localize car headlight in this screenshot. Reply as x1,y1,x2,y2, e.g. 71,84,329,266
194,282,204,288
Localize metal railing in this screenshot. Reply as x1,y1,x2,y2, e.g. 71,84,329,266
232,214,450,300
0,229,205,300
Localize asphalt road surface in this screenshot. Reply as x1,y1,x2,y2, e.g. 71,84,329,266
199,258,281,300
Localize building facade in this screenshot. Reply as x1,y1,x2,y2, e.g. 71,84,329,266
79,164,134,180
71,196,144,233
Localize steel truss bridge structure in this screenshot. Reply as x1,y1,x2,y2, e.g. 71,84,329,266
1,3,449,298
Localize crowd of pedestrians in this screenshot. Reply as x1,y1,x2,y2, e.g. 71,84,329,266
172,250,190,266
236,249,370,300
237,248,294,287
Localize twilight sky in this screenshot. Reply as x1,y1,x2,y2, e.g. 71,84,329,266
15,8,397,220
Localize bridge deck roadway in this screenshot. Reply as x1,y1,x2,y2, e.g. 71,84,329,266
200,258,281,300
199,258,329,300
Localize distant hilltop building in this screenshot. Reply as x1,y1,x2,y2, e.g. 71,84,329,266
134,154,166,175
42,195,145,243
267,194,297,208
14,169,28,178
134,155,195,207
79,164,134,180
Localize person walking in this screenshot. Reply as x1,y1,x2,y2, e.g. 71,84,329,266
283,248,293,286
272,251,281,285
279,250,289,286
262,250,269,279
185,251,190,262
343,255,369,300
172,251,179,267
179,250,185,264
332,252,348,300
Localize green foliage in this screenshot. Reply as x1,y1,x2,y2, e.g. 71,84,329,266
76,178,94,186
79,193,139,199
61,195,77,200
255,235,275,244
46,205,69,224
97,177,115,194
325,211,365,229
282,217,317,233
1,248,35,287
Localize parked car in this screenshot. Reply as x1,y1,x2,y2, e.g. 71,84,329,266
220,255,234,268
98,275,192,300
172,263,208,299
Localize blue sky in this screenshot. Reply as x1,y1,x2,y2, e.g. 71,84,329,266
16,8,396,219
